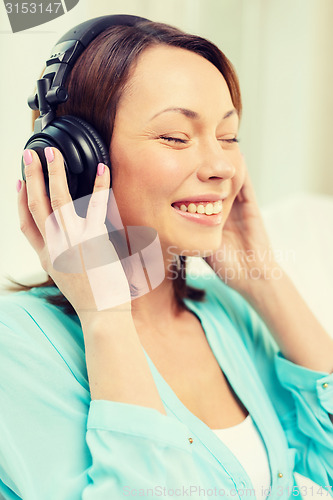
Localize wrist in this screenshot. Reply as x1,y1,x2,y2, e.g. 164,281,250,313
238,263,286,302
78,302,133,335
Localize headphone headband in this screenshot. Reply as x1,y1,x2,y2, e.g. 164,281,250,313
56,14,148,46
29,14,150,133
23,14,152,205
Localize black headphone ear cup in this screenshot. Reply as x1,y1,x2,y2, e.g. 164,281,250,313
51,115,111,200
22,115,111,213
68,116,111,170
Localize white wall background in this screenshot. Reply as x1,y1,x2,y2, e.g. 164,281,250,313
0,2,332,495
0,0,332,288
0,0,89,287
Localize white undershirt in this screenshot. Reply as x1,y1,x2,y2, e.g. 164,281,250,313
212,414,271,498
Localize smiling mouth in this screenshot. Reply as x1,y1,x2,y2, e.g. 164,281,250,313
171,200,223,215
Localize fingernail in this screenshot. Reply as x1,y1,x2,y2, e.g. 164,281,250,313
45,147,54,163
16,179,22,193
23,149,33,166
97,163,105,176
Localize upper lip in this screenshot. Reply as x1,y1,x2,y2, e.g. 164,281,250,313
172,194,228,204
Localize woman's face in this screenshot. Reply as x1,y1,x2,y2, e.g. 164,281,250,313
109,44,245,257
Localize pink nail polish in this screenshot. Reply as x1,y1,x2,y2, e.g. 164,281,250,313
23,149,33,166
16,179,22,193
45,147,54,163
97,163,105,176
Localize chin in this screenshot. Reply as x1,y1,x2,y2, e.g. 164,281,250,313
165,233,222,259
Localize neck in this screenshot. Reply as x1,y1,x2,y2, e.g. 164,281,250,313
130,253,187,328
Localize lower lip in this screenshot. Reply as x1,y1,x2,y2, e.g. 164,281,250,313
171,206,223,226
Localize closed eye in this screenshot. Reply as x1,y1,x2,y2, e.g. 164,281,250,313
220,137,239,144
158,135,239,145
159,135,188,144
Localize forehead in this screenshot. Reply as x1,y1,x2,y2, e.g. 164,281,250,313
118,44,234,117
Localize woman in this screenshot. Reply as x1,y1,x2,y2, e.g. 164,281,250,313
1,16,332,500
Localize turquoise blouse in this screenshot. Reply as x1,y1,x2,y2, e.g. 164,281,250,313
0,270,332,499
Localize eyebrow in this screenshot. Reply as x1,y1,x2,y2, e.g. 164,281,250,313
149,107,237,122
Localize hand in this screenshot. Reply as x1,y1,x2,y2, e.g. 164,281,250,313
18,147,132,324
204,156,279,293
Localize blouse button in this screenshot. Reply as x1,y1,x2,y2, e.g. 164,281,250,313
322,383,329,389
188,437,194,444
278,472,283,478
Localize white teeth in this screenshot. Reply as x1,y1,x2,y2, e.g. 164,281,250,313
176,200,222,215
205,203,214,215
213,201,222,214
187,203,197,213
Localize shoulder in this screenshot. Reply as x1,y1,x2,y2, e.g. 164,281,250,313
0,288,86,384
0,287,80,339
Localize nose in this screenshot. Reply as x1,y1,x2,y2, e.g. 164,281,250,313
196,140,236,182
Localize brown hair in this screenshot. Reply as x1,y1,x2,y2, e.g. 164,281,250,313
6,19,242,316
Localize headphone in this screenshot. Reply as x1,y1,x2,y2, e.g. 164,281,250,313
21,14,150,210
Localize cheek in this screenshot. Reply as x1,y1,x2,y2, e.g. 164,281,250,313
115,148,190,201
109,148,188,228
139,148,188,182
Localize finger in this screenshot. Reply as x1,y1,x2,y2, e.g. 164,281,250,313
23,148,53,238
236,191,244,203
241,165,258,204
46,146,75,212
45,146,78,238
17,180,45,255
86,163,111,237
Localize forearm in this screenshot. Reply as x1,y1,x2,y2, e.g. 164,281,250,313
81,306,167,415
241,266,333,373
